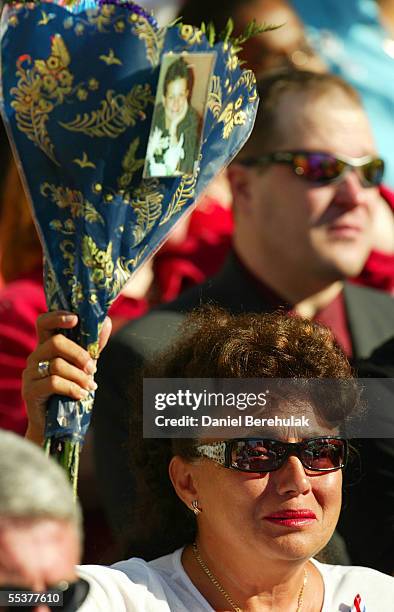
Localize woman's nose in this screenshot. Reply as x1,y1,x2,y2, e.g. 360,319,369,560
274,456,311,496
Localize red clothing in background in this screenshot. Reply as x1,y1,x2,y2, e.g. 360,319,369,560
352,185,394,295
0,268,44,434
154,198,233,302
0,267,148,434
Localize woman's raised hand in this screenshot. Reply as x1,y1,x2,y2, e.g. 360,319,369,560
22,311,112,445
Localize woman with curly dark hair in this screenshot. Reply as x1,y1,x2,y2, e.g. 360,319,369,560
22,307,394,610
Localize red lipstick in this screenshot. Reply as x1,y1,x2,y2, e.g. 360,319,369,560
264,509,317,528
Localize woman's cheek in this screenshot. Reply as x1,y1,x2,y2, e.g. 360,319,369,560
313,471,342,519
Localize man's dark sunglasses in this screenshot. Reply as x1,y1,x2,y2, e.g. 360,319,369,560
240,151,385,187
0,578,89,611
196,437,348,473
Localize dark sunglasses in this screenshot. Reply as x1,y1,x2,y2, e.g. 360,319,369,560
240,151,384,187
196,437,348,473
0,578,89,611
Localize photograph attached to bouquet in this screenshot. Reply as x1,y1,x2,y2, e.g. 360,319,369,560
144,52,216,178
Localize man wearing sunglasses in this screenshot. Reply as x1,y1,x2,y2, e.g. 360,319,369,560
92,69,394,569
0,431,89,612
229,72,390,330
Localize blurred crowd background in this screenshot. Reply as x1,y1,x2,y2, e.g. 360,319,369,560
0,0,393,571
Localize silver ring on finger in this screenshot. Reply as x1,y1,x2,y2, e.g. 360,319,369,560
37,360,51,379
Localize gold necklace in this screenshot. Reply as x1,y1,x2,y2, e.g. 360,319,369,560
192,542,308,612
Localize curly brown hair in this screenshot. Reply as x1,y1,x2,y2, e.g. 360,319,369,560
126,306,357,559
155,306,352,379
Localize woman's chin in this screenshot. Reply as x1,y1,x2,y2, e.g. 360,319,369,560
255,530,323,562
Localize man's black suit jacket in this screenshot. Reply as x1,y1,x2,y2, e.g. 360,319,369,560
92,254,394,569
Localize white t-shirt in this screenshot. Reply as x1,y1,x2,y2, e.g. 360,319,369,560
77,547,394,611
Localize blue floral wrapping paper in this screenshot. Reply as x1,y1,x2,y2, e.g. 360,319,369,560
0,1,258,442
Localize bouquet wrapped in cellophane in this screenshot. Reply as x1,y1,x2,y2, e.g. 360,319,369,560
0,0,263,492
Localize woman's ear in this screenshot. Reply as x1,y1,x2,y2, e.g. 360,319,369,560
169,455,198,508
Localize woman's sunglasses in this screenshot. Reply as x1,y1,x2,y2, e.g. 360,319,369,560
240,151,384,187
196,437,348,473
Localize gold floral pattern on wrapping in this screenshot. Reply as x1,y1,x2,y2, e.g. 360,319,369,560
236,70,258,102
99,48,123,66
226,47,239,71
44,260,61,311
218,96,247,139
59,237,132,315
207,75,222,119
11,34,74,164
126,244,148,271
109,256,139,301
118,137,145,189
41,182,104,224
9,34,101,164
130,180,164,246
38,11,56,27
81,6,164,66
76,87,88,101
34,35,72,100
82,236,114,289
60,179,165,275
59,239,80,311
71,280,85,307
50,219,76,234
73,152,96,169
51,182,164,301
114,20,126,33
159,174,197,225
85,4,116,32
8,14,19,28
133,16,166,67
179,24,204,46
59,84,153,138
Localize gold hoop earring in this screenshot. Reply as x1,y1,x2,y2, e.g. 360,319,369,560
191,499,202,515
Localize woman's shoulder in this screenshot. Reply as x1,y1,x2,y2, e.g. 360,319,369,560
111,548,191,588
111,549,179,579
77,549,211,611
77,559,176,611
314,558,394,584
312,559,394,611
